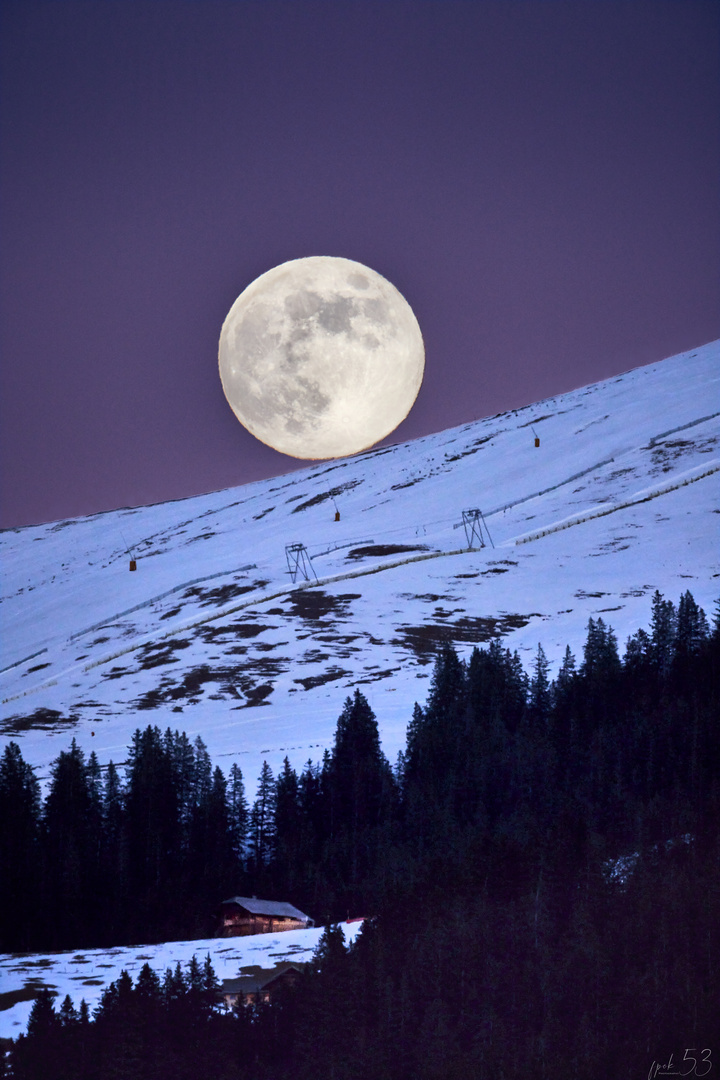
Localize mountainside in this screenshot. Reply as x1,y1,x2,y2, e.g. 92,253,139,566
2,340,718,789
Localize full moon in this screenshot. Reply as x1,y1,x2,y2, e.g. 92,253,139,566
218,256,424,459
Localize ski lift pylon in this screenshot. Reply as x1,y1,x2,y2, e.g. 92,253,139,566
285,542,318,584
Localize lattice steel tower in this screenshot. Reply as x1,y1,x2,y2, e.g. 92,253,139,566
285,543,318,584
461,509,494,550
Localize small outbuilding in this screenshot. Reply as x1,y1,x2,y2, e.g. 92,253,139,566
220,963,305,1009
216,896,314,938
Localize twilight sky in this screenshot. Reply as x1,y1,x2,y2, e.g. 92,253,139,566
1,1,718,530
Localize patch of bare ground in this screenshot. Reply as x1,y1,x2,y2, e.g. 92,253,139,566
183,581,268,607
160,605,183,620
647,437,701,473
390,478,422,490
136,638,191,670
393,613,539,656
290,479,362,513
346,544,428,561
1,708,78,735
313,633,362,645
0,984,57,1011
283,590,361,621
293,667,352,690
198,622,275,645
444,432,497,462
135,660,282,710
356,668,399,684
104,666,130,680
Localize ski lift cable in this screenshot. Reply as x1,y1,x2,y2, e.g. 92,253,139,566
303,510,474,555
119,529,136,558
305,518,450,556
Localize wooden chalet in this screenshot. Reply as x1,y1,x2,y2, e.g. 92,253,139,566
216,896,314,938
220,963,305,1009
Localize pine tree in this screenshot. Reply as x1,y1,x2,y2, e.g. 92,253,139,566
311,922,347,975
132,963,164,1078
195,766,234,899
135,962,162,1006
325,690,395,905
274,757,301,888
14,988,60,1079
201,955,222,1018
624,627,651,670
249,761,276,875
675,590,709,659
228,763,249,864
93,970,142,1078
0,742,40,951
298,758,324,836
329,690,391,836
162,961,187,1010
581,617,620,681
124,726,181,918
552,644,577,711
297,758,326,886
192,736,213,807
25,988,58,1041
58,993,78,1028
96,760,126,944
296,924,353,1075
649,590,676,678
712,597,720,641
165,729,195,835
529,643,551,724
404,645,466,825
548,645,579,792
504,647,530,730
42,739,97,947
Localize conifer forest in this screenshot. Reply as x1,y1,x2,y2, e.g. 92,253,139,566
1,590,718,1079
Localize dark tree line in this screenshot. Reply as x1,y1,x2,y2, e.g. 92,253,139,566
3,590,719,1078
0,686,397,951
1,729,245,950
9,955,235,1080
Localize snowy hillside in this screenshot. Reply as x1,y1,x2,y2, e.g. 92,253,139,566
0,922,363,1042
1,340,718,1041
1,340,718,794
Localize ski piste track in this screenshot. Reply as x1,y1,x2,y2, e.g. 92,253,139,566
3,445,717,709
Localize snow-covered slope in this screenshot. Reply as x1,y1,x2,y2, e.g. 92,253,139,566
1,340,718,796
0,340,718,1039
0,922,363,1041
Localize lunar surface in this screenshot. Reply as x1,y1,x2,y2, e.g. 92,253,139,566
218,256,424,458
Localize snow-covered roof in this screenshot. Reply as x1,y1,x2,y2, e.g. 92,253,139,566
221,896,312,922
221,963,305,995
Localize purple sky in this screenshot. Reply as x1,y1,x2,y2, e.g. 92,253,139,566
1,1,718,529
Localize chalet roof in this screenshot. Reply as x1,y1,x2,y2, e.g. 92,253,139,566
221,963,305,995
220,896,312,922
